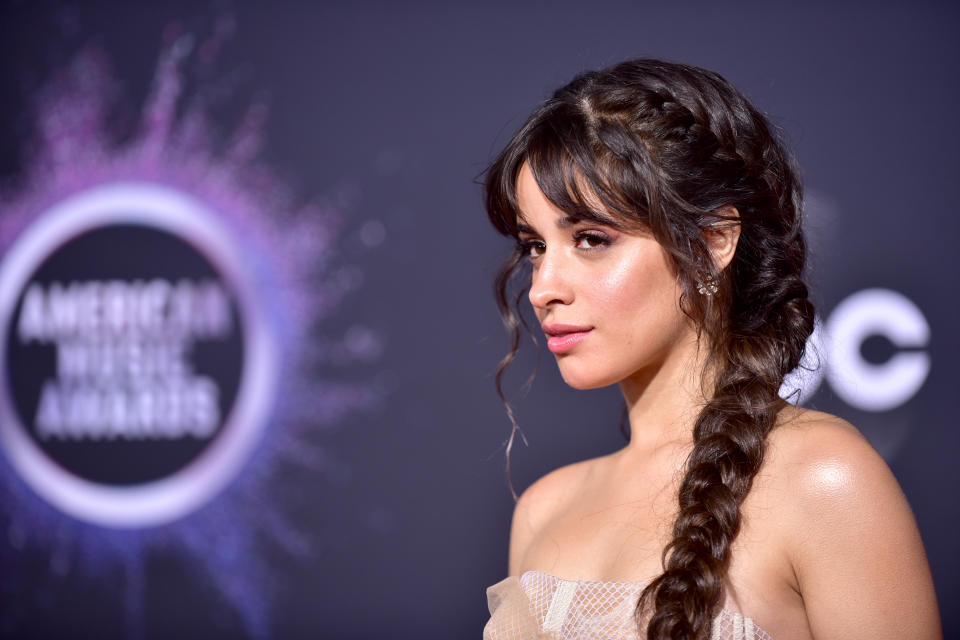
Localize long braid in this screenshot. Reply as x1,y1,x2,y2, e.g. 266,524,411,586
633,67,813,638
641,303,812,638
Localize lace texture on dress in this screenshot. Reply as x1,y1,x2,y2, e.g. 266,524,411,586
483,571,773,640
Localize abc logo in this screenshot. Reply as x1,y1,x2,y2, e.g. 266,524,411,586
781,289,930,411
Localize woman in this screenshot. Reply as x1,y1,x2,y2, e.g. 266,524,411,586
480,59,941,640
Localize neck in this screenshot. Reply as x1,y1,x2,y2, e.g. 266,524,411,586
617,328,714,457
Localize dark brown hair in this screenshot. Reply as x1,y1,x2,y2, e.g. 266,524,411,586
484,59,814,639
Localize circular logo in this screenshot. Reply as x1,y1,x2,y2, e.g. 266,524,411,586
0,182,277,528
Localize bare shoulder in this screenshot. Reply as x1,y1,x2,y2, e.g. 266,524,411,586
507,456,602,576
767,405,882,483
763,405,909,546
769,404,868,453
762,405,942,639
764,406,903,513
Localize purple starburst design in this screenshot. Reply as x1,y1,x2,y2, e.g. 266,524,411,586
0,18,380,640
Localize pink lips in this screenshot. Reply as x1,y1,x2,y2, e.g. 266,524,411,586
542,323,593,355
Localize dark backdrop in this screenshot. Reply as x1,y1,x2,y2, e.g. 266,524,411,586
0,1,957,639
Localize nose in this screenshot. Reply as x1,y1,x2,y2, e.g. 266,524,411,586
528,250,574,310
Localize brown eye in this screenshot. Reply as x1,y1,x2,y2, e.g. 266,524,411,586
574,232,610,249
517,239,546,259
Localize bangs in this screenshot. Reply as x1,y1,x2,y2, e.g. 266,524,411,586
486,103,659,237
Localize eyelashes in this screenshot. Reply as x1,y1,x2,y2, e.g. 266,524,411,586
574,232,611,250
516,231,612,259
516,239,546,258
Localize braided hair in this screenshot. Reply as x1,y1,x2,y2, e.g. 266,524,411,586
484,59,814,639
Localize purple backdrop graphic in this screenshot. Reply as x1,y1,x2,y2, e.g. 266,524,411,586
0,2,956,639
0,11,380,639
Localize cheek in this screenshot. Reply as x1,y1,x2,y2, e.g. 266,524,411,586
590,252,680,330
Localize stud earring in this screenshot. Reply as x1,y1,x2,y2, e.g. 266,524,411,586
696,275,719,296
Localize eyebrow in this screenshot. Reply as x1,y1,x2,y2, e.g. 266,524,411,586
516,213,623,235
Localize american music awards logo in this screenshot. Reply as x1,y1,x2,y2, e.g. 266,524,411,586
0,182,274,528
0,24,379,639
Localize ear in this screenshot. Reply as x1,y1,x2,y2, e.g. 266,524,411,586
704,205,741,272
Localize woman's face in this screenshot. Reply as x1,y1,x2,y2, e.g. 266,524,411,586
515,163,697,390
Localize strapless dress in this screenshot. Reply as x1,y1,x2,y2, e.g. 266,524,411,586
483,570,772,640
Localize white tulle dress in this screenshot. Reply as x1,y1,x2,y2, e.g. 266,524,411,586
483,570,772,640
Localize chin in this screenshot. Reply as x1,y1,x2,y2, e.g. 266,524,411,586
556,362,619,391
